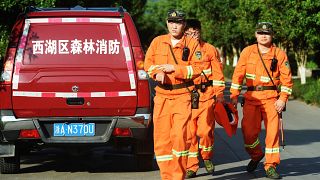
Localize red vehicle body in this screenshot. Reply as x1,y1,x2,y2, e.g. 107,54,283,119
0,6,153,174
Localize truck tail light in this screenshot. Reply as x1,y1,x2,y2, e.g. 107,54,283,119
19,129,41,139
1,48,16,84
112,128,132,137
133,46,148,80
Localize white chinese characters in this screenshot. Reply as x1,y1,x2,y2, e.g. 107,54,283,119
32,39,121,55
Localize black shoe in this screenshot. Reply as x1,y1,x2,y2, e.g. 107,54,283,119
204,159,215,174
266,166,281,179
186,170,197,179
246,154,264,172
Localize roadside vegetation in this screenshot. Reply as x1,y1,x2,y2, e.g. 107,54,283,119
292,78,320,106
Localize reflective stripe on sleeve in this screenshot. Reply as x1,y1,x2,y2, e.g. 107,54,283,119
245,73,256,80
265,147,280,154
281,86,292,95
186,66,193,79
202,68,212,75
244,138,260,149
260,76,271,83
212,80,225,86
231,83,242,90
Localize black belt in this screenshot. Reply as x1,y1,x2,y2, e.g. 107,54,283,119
157,81,194,90
247,85,277,91
195,80,213,89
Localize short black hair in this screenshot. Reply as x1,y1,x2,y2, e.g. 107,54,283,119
186,19,201,30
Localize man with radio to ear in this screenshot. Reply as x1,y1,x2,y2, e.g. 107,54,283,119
184,18,226,178
230,22,293,179
144,9,209,180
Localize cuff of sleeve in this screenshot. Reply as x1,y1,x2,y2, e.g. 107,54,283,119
279,94,288,102
151,70,163,80
174,65,183,79
230,94,238,100
216,93,224,99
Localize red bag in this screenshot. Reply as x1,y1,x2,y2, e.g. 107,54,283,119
214,102,239,137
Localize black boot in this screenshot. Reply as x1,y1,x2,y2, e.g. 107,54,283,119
246,154,264,172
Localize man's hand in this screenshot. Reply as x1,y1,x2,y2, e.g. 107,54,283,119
216,95,224,103
274,99,286,113
155,71,165,84
157,64,175,73
231,98,238,108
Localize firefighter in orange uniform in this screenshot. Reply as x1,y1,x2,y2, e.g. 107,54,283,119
144,10,209,180
230,22,293,179
184,19,225,178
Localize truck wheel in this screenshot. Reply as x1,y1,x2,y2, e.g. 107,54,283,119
135,154,154,171
132,137,154,171
0,154,20,174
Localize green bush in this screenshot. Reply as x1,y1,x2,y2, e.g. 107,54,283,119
223,64,235,80
306,61,318,69
292,78,320,106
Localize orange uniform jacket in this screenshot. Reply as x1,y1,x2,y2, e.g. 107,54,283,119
193,42,225,101
144,34,209,95
230,44,293,103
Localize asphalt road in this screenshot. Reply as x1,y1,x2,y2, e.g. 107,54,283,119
1,99,320,179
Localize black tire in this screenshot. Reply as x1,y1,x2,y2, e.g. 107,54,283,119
135,154,154,171
0,155,20,174
132,135,154,171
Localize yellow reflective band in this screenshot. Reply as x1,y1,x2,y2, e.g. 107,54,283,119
244,139,260,149
260,76,271,82
231,83,242,90
265,147,280,154
187,151,199,158
172,149,189,157
147,65,159,76
156,154,173,162
281,86,292,95
212,80,225,86
202,68,212,75
246,73,256,80
199,145,214,152
186,66,193,79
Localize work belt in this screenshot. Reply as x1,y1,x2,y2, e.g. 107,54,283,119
195,80,213,89
157,81,194,90
247,85,277,91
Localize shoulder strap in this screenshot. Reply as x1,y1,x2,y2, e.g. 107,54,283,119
169,45,179,65
256,44,276,87
168,44,192,92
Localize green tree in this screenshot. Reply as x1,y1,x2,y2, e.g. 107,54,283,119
284,0,320,84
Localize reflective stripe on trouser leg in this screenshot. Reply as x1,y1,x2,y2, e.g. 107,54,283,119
197,98,215,160
242,102,264,161
186,110,199,172
153,95,173,180
261,99,280,170
153,94,191,179
170,94,192,180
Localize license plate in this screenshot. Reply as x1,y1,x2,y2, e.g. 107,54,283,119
53,123,95,137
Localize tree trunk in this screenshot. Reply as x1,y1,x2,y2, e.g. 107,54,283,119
298,66,306,84
295,50,308,84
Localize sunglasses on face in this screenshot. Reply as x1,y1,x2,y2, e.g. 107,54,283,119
257,32,272,35
168,20,184,24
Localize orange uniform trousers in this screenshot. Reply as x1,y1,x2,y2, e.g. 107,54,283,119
153,93,192,180
186,98,215,172
242,98,280,171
